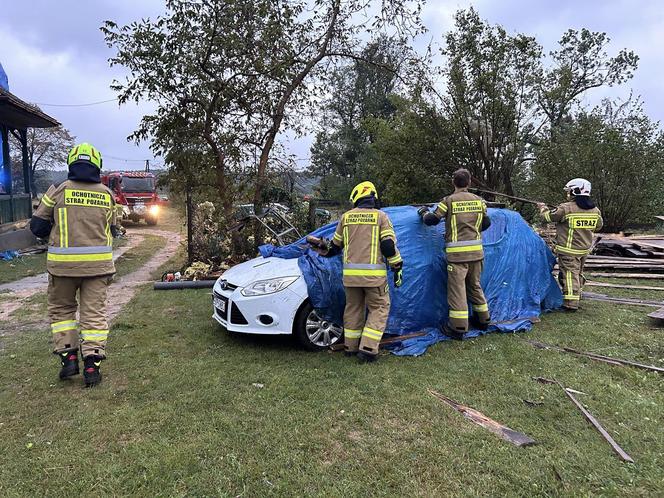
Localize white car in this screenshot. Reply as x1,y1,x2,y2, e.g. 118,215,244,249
212,256,343,350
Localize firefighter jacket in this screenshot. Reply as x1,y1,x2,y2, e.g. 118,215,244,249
432,188,487,263
33,180,117,277
540,201,603,256
331,208,402,287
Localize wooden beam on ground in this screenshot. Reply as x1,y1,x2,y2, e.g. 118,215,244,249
585,281,664,292
647,307,664,321
563,389,634,463
428,389,536,447
526,340,664,374
587,272,664,280
582,292,664,308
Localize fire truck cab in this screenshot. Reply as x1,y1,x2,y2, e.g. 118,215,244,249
102,171,161,225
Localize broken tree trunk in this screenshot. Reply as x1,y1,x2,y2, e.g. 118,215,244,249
563,389,634,463
428,389,536,447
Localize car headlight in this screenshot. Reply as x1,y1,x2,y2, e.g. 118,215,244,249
149,205,160,215
241,276,299,296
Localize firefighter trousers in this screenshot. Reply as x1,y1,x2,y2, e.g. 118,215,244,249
558,255,586,310
48,275,111,358
447,260,490,333
343,285,390,356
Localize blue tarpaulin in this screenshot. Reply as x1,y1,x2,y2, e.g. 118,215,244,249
259,206,562,355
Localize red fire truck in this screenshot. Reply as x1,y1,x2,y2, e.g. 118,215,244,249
102,171,161,225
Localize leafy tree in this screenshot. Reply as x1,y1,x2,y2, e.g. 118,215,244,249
10,126,75,195
363,94,456,205
438,8,639,196
308,36,414,202
529,98,664,231
103,0,424,240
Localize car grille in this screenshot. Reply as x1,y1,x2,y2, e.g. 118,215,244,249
230,303,248,325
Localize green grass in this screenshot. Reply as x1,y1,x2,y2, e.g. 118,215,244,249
0,254,46,285
1,283,662,496
0,238,129,286
114,234,167,278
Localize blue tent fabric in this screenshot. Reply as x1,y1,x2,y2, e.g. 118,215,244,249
259,206,562,355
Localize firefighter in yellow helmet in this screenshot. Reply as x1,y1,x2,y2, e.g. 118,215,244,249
537,178,603,311
418,169,491,339
312,181,402,362
30,143,120,387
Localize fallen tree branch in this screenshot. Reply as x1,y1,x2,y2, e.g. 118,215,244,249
428,389,536,447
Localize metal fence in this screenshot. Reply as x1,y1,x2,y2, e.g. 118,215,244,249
0,194,32,224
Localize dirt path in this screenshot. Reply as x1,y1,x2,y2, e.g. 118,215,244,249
106,229,182,322
0,228,182,339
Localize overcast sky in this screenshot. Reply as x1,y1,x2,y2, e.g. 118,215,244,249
1,0,661,171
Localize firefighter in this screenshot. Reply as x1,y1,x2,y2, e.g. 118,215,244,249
312,181,402,362
537,178,603,311
418,169,491,339
30,143,121,387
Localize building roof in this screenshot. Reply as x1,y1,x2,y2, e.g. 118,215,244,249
0,87,59,129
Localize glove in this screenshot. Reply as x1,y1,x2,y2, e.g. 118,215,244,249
392,262,403,288
417,206,429,218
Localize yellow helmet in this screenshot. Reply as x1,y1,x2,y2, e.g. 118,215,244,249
349,181,378,205
67,142,103,170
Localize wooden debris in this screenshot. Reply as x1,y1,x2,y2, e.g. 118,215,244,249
582,292,663,308
379,332,427,345
428,389,536,447
526,340,664,374
563,389,634,463
587,272,664,280
531,377,634,463
523,399,544,407
585,281,664,292
647,307,664,321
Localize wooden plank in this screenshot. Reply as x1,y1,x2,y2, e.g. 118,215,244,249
563,389,634,463
582,292,663,308
587,255,664,263
428,389,536,447
647,307,664,321
587,272,664,280
585,281,664,291
526,340,664,374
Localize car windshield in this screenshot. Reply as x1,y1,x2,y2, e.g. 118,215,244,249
121,177,155,192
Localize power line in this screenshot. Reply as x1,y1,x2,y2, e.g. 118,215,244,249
32,97,118,107
105,154,152,163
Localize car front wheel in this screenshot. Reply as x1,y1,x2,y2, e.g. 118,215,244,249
293,301,343,351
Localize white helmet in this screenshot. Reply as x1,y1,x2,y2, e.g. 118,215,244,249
564,178,591,196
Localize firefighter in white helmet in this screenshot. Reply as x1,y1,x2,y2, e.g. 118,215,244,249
30,143,120,387
538,178,603,311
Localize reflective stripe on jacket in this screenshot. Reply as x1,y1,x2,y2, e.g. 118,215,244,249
432,189,486,263
33,180,117,277
332,208,401,287
540,201,603,256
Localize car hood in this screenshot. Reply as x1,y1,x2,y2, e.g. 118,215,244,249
220,256,302,288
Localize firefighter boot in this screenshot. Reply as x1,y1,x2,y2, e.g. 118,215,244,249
83,356,103,388
442,322,465,341
357,351,378,363
58,351,79,379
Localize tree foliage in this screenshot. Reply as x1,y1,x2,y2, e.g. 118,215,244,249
529,98,664,231
10,125,75,195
